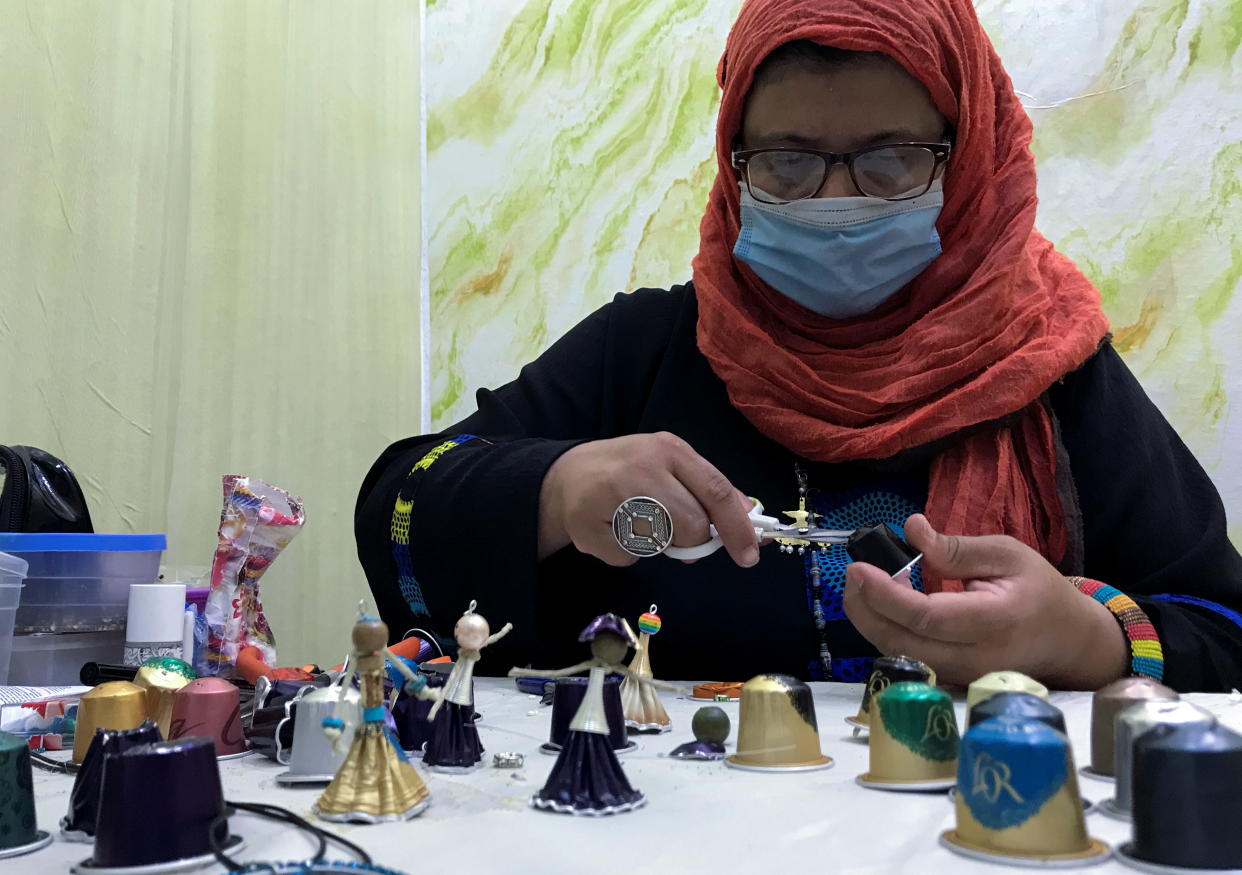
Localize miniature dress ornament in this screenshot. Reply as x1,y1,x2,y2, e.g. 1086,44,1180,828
509,613,681,815
421,600,512,770
620,606,672,732
313,610,430,823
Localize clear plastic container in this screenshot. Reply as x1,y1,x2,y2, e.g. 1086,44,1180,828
0,552,28,684
0,533,166,634
9,630,125,686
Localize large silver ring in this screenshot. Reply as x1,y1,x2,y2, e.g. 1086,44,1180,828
612,496,674,558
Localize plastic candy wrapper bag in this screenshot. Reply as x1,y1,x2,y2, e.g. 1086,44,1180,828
204,476,305,677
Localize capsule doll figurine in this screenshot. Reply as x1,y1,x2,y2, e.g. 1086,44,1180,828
509,613,680,815
620,605,672,732
313,610,430,823
420,600,512,771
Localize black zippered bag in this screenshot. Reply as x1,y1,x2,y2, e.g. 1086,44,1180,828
0,445,94,533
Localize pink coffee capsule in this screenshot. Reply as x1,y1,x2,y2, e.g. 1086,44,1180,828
168,678,247,757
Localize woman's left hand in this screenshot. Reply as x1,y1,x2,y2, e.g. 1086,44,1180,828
842,514,1128,689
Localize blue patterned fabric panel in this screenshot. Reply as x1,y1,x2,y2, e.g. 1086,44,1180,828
804,484,926,681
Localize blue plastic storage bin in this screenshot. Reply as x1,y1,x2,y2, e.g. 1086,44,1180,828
0,533,166,634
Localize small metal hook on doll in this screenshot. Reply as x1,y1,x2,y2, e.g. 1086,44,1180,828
465,599,478,615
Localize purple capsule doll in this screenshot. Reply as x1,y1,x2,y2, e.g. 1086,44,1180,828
420,601,512,771
509,613,680,815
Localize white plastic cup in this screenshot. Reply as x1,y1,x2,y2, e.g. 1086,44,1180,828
124,583,187,665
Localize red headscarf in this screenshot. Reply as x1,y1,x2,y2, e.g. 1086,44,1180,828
692,0,1110,591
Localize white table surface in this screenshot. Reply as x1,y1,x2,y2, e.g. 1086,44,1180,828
15,680,1242,875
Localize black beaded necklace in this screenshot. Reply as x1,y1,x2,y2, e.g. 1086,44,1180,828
793,460,833,679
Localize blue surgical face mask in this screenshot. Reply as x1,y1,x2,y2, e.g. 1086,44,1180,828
733,181,944,319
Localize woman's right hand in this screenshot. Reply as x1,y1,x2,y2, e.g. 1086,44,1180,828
537,433,759,568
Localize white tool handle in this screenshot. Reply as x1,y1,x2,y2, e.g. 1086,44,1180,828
663,504,779,561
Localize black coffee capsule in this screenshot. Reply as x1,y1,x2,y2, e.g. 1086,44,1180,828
847,522,919,577
1130,722,1242,869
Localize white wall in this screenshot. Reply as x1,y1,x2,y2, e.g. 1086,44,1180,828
0,0,422,665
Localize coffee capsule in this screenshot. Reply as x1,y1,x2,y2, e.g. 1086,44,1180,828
1102,700,1214,821
0,731,52,859
72,681,147,764
965,671,1049,710
541,675,634,755
78,737,244,872
168,677,248,758
247,678,317,761
1087,677,1176,779
725,674,833,772
968,692,1067,735
669,706,730,761
857,681,957,791
941,716,1109,866
61,721,161,841
390,670,447,755
847,655,935,731
1118,722,1242,871
133,657,194,738
275,684,361,784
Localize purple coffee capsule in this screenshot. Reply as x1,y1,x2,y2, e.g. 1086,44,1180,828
61,720,162,841
392,671,446,754
84,737,243,870
542,675,633,755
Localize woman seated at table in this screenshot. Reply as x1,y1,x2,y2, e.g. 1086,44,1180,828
356,0,1242,692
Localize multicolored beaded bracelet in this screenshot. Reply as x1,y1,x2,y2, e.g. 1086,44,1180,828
1068,576,1165,681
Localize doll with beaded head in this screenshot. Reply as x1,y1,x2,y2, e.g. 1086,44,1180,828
508,613,681,815
619,605,672,732
314,609,430,823
419,600,512,771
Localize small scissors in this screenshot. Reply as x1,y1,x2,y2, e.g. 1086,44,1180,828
664,499,922,578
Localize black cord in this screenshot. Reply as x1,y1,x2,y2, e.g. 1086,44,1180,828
310,823,371,866
210,800,373,870
30,751,79,774
209,809,246,871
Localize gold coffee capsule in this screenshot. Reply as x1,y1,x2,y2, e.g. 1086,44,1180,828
858,681,957,791
941,716,1109,865
1088,677,1176,777
965,671,1048,710
847,655,935,730
725,674,832,772
133,658,194,739
73,682,147,764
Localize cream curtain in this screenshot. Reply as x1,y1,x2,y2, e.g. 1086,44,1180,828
0,0,421,664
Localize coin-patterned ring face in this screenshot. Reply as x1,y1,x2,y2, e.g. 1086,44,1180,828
612,496,674,557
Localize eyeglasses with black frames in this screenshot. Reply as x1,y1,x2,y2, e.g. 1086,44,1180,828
731,142,952,204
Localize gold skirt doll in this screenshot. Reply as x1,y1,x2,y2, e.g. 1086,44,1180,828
314,613,430,823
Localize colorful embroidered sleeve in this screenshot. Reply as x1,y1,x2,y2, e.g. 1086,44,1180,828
390,434,478,616
1069,577,1164,681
